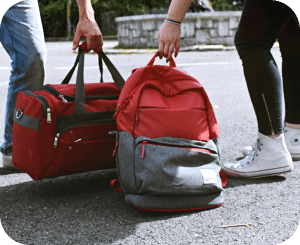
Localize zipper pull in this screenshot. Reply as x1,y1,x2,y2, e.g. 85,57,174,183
113,98,129,118
53,133,60,148
141,141,146,159
113,106,121,118
112,141,119,157
47,108,51,123
58,94,67,103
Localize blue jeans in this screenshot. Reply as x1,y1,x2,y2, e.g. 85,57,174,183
0,0,46,154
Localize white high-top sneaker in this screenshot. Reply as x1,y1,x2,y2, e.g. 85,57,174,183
242,125,300,161
283,126,300,160
222,132,294,178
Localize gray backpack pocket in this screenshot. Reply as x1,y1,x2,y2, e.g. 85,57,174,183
115,131,226,211
134,137,223,195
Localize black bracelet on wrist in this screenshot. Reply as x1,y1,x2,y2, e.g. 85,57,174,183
164,19,181,26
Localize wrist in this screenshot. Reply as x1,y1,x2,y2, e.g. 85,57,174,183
78,0,95,20
79,9,95,21
166,14,183,23
165,19,181,26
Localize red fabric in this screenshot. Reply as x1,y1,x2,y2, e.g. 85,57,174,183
13,94,44,177
220,171,228,188
147,51,176,67
13,82,119,180
50,83,120,97
115,54,219,140
110,178,123,193
53,124,116,178
134,108,210,141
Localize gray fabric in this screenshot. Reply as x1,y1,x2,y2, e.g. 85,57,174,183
116,131,224,209
125,192,224,210
134,138,222,195
213,137,221,160
13,109,40,131
115,131,136,194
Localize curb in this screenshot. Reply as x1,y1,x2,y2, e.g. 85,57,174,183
101,42,279,55
100,45,236,55
2,42,277,54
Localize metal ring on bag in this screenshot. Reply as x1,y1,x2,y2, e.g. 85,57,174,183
16,109,24,119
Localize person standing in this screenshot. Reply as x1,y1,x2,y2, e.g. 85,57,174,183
0,0,47,168
158,0,297,179
0,0,103,169
221,0,297,178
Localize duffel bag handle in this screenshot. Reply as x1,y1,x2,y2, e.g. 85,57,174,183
61,42,125,90
61,42,126,114
79,42,126,90
74,48,86,114
61,43,102,85
147,51,176,68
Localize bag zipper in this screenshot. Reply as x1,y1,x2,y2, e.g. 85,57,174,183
41,84,119,103
113,83,151,118
138,140,212,159
113,81,206,119
113,97,130,118
53,118,116,148
23,91,52,123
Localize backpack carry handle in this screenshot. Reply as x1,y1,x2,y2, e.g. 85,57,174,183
147,51,176,67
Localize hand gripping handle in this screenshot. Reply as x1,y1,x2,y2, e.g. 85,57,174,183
147,51,176,68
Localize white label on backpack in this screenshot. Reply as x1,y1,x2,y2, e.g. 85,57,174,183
201,169,218,184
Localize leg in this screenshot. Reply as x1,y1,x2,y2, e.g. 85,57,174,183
0,0,46,159
277,20,300,125
234,0,295,136
222,0,295,178
277,20,300,159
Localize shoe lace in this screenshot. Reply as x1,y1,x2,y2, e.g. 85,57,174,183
241,139,263,167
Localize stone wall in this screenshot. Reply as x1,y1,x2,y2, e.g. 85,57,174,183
115,11,242,48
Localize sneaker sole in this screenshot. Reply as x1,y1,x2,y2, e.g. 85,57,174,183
222,164,294,179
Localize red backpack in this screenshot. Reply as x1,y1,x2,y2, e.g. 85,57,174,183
112,52,227,212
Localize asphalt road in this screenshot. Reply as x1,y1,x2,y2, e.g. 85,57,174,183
0,41,299,245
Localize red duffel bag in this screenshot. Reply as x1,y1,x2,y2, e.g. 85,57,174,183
12,44,125,180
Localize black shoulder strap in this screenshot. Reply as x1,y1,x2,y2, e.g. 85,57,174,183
99,51,125,90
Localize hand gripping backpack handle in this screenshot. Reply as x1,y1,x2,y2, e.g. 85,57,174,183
147,51,176,67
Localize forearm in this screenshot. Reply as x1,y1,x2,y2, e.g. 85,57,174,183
76,0,95,20
73,0,102,52
167,0,193,22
